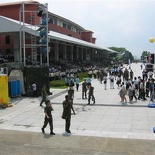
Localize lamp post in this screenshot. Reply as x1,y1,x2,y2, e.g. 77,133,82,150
148,37,155,104
149,37,155,64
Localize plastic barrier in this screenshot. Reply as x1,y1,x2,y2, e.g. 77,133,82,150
148,103,155,108
153,127,155,133
8,80,20,97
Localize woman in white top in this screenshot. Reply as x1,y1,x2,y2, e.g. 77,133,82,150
109,74,115,89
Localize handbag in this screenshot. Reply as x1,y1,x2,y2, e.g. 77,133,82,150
61,111,67,119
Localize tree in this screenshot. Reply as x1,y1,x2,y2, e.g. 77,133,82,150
141,51,149,57
108,47,134,64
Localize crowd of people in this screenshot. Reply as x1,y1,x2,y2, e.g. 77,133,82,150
0,52,14,63
99,63,154,104
117,64,154,104
33,62,155,135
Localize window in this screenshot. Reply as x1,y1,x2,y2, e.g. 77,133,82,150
5,35,10,44
63,23,66,28
53,18,57,25
76,28,80,34
67,25,72,31
54,18,57,25
50,17,57,25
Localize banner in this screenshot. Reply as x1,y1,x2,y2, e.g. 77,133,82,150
0,74,9,104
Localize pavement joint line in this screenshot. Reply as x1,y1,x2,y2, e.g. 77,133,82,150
51,102,148,107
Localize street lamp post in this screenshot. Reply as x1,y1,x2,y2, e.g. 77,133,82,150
149,37,155,64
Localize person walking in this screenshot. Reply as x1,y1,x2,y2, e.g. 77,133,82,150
128,83,133,103
87,83,95,105
133,77,139,95
131,81,137,102
40,85,48,106
123,68,129,81
109,74,115,89
149,79,155,101
103,75,108,90
82,79,87,99
75,76,80,91
32,81,37,97
119,82,127,103
86,75,91,86
62,95,75,133
146,79,150,97
129,69,134,81
68,85,74,100
138,79,147,100
65,76,69,90
116,74,121,88
41,100,55,135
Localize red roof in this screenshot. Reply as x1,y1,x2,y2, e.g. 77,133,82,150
0,0,39,7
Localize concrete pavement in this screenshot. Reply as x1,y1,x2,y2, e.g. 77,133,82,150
0,129,155,155
1,63,155,140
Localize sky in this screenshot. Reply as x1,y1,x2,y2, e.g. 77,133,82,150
1,0,155,58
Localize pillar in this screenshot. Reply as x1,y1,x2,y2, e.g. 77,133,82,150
81,47,84,61
54,42,59,62
76,46,79,60
14,36,20,62
70,45,73,62
63,44,67,60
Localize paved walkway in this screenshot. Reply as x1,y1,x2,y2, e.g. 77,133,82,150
1,63,155,140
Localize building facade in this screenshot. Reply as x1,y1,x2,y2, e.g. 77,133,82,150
0,0,115,66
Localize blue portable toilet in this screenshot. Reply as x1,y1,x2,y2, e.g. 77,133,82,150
8,80,20,97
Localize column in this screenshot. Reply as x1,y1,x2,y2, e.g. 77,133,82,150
81,47,84,61
14,36,20,62
92,49,95,61
70,45,73,62
54,42,59,62
63,44,67,60
76,46,79,60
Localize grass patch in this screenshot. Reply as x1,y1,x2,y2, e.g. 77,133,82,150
50,72,88,88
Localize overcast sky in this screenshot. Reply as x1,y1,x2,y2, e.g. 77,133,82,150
1,0,155,58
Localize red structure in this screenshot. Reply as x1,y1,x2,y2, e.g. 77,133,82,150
0,0,115,66
0,1,96,52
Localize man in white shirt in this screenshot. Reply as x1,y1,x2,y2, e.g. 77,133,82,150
32,81,37,97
